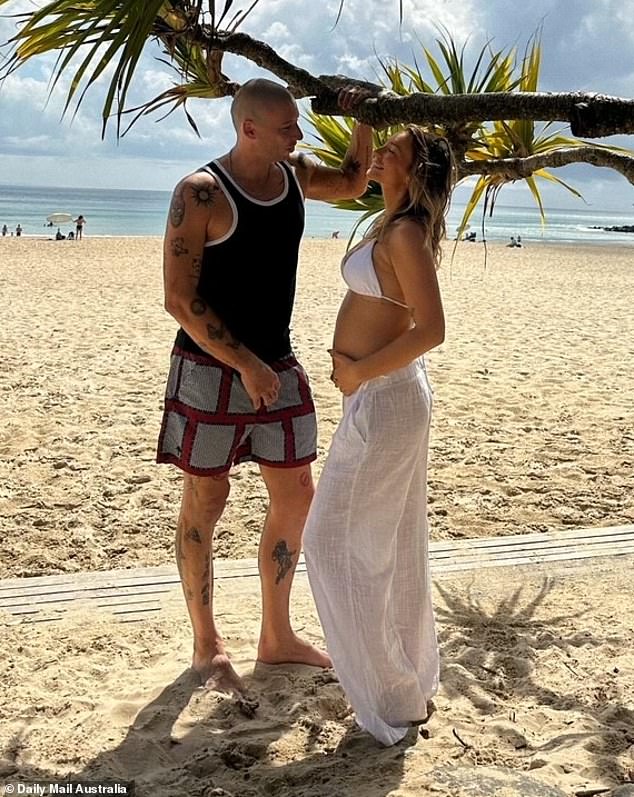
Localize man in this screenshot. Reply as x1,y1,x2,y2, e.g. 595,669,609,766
157,78,372,695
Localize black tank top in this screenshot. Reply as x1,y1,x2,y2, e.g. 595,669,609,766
175,159,305,363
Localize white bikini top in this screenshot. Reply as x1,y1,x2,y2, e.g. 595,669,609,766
341,240,409,309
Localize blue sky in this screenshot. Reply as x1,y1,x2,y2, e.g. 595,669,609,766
0,0,632,211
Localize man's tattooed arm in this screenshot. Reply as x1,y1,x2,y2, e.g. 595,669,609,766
164,173,251,367
187,297,242,351
293,120,372,201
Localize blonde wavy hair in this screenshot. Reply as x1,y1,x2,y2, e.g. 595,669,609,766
366,126,455,269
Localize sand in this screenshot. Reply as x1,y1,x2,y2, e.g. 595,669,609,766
1,237,633,576
1,235,634,795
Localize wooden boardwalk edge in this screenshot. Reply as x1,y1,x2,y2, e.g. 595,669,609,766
2,524,633,624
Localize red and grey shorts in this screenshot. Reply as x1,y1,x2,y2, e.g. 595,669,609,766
156,347,317,476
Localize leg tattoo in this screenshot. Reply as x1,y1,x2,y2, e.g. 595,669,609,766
201,552,210,605
186,527,203,544
272,540,297,585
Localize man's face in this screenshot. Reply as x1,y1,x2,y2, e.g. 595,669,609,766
247,100,303,160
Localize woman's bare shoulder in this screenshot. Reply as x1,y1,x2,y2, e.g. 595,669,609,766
382,218,429,254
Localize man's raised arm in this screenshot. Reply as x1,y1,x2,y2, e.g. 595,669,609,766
291,89,374,202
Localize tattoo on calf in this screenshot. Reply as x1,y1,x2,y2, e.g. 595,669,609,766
185,527,203,544
272,540,297,585
191,298,207,316
169,184,186,227
192,186,216,207
175,531,186,570
201,553,211,605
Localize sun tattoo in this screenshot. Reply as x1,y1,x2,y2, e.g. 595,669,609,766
192,185,216,207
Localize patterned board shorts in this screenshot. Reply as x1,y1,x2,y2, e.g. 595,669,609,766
156,347,318,476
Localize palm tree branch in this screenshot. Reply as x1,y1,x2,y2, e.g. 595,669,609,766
458,146,634,185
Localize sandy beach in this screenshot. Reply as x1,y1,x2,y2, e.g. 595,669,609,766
1,235,634,795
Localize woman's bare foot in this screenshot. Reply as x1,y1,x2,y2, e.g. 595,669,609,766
389,699,437,729
407,699,437,726
257,633,332,668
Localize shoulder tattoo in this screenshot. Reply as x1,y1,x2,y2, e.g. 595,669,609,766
191,184,217,207
169,183,186,228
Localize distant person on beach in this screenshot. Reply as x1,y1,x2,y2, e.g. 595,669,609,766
156,79,372,696
74,215,86,240
507,236,517,247
331,230,340,239
303,127,454,745
1,224,7,237
15,224,22,237
55,228,66,241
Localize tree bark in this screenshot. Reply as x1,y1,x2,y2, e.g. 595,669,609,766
202,30,634,137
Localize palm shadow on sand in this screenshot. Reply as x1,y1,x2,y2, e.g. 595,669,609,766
434,575,634,785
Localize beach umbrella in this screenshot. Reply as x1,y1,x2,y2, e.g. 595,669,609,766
46,212,74,224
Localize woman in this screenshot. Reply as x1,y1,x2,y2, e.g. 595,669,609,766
303,126,454,746
74,215,86,240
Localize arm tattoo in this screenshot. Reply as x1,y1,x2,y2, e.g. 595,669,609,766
169,184,186,227
191,256,202,280
343,157,361,174
192,185,216,207
272,540,297,584
170,236,189,256
296,152,311,169
190,298,207,316
207,321,241,350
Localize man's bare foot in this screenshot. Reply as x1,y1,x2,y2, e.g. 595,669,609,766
192,651,245,695
257,633,332,669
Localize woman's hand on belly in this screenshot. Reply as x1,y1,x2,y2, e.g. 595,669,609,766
329,349,362,396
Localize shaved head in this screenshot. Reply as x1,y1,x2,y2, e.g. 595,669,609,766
231,78,296,131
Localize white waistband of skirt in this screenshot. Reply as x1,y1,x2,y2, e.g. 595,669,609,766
358,356,426,393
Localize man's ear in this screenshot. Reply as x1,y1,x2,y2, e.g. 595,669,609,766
243,118,257,139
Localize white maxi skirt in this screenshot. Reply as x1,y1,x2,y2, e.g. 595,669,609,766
303,358,439,746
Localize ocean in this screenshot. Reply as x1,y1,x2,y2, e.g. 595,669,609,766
0,182,632,246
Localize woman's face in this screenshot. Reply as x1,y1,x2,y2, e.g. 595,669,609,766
366,131,415,187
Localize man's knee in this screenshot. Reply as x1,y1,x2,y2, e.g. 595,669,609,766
181,473,230,526
268,470,315,521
